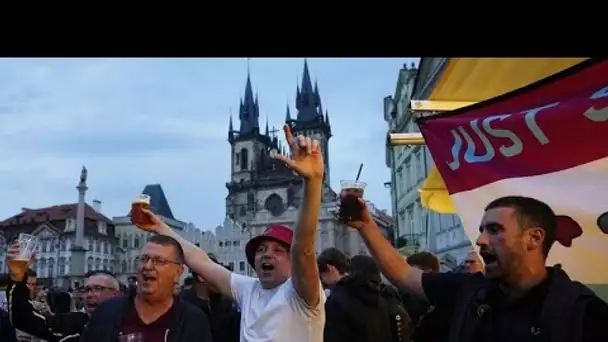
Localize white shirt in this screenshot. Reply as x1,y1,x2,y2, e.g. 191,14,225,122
231,273,326,342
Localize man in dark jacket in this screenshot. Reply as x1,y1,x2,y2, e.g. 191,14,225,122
5,242,120,342
80,235,212,342
347,195,608,342
322,251,393,342
0,308,17,342
180,256,240,342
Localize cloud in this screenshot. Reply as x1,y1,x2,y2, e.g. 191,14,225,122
0,58,418,230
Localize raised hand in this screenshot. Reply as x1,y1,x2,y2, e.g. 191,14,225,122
132,208,169,234
271,124,324,181
5,241,35,280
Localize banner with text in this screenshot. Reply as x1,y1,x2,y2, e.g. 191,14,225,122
418,59,608,286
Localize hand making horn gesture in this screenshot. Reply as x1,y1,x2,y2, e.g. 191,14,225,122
271,124,324,181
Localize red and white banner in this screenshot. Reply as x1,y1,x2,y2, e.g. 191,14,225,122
418,59,608,285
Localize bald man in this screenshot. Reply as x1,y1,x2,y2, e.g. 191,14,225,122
463,250,484,274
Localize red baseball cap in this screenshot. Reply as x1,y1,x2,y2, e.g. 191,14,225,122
245,224,293,268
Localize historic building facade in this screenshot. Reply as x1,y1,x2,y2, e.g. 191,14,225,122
401,58,471,268
0,172,117,289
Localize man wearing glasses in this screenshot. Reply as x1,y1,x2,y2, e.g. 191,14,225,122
80,234,212,342
5,240,120,342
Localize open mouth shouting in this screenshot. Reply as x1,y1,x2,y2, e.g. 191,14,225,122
141,273,158,285
260,262,275,274
480,250,498,269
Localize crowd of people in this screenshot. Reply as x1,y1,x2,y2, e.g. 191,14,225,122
0,124,607,342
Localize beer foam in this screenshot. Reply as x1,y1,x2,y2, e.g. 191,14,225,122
133,194,151,205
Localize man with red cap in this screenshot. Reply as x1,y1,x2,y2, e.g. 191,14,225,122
134,124,326,342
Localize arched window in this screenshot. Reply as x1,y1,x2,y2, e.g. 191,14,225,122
121,260,127,273
95,257,101,270
134,235,140,249
87,257,93,272
240,148,248,170
103,259,109,271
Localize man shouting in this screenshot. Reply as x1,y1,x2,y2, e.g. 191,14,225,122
134,124,326,342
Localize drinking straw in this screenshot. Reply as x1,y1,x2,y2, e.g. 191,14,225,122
355,163,363,181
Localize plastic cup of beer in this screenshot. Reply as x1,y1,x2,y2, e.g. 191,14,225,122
130,194,151,226
338,180,367,222
118,333,143,342
9,233,40,270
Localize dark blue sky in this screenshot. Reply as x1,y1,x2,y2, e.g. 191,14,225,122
0,57,419,230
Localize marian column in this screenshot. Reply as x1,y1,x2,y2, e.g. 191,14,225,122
70,166,88,288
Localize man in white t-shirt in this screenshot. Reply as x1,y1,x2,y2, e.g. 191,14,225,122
134,124,326,342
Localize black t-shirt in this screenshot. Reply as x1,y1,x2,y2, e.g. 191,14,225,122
421,272,608,342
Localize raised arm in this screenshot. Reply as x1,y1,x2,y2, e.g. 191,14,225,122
5,243,67,342
135,212,233,299
273,124,324,307
340,195,426,298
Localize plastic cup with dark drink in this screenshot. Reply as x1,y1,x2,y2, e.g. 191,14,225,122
338,180,367,222
130,194,152,226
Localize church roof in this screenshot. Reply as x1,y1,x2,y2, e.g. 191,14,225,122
141,184,175,220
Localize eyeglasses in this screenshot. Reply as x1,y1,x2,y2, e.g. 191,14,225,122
138,255,180,267
84,285,116,293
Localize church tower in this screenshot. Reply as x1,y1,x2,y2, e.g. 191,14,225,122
285,60,332,185
226,71,288,221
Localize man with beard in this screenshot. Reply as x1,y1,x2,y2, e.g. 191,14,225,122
133,124,326,341
5,241,120,342
81,235,211,342
343,195,608,342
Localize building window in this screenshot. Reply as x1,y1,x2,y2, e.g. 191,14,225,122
88,239,93,251
98,222,107,235
47,258,54,278
240,148,249,170
104,241,109,254
219,241,223,247
134,235,140,249
95,240,101,253
87,257,93,272
60,239,66,251
122,238,128,249
226,241,232,247
239,261,245,272
228,262,234,271
59,257,66,275
233,241,240,247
